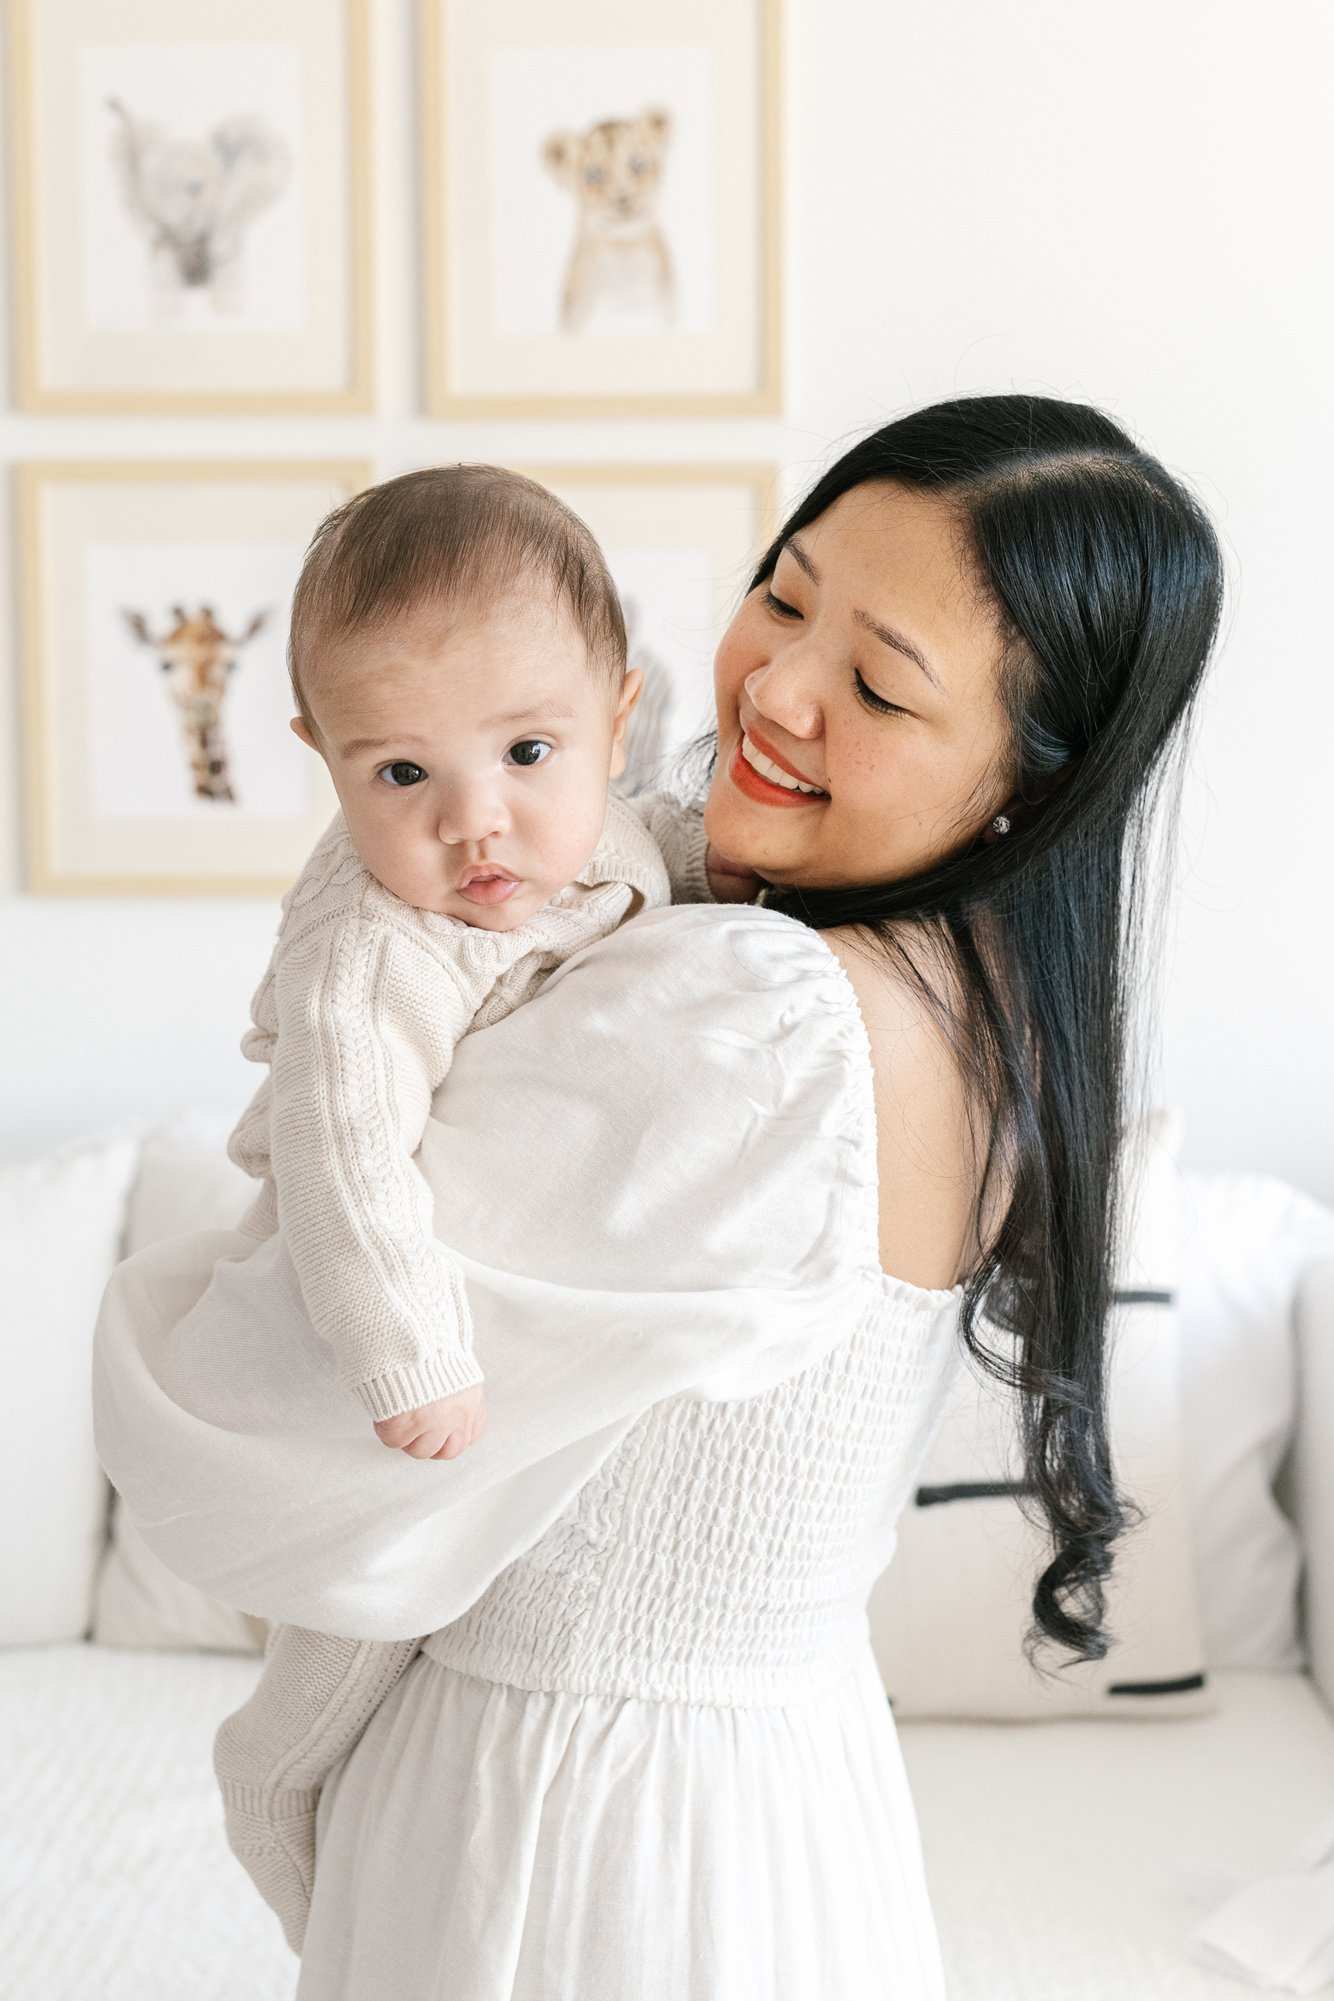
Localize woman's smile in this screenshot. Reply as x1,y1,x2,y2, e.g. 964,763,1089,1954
728,728,830,808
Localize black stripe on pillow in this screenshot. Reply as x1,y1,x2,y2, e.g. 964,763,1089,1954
1112,1288,1175,1305
1106,1672,1208,1696
915,1480,1032,1507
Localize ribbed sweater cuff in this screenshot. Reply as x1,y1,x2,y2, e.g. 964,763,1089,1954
682,825,714,902
352,1346,486,1421
669,808,714,903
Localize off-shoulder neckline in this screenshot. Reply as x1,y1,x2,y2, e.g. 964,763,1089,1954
729,904,969,1309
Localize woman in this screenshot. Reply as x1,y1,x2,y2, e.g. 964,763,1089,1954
93,395,1223,1998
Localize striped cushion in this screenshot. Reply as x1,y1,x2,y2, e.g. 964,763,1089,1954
869,1108,1214,1720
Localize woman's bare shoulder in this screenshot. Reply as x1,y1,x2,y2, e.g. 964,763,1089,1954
819,921,987,1290
819,920,966,1070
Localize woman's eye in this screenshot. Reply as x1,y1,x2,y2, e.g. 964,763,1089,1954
377,760,427,788
854,669,908,717
506,739,551,768
762,587,801,620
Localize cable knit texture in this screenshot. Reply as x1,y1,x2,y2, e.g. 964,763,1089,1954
214,1624,423,1954
209,792,709,1951
225,788,703,1420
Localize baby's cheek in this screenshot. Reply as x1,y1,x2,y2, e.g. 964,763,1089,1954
532,781,609,884
380,840,448,912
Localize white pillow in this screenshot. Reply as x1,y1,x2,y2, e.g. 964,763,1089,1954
1173,1170,1334,1670
92,1113,267,1655
122,1108,255,1256
0,1128,141,1643
1293,1256,1334,1716
868,1107,1214,1720
94,1498,268,1654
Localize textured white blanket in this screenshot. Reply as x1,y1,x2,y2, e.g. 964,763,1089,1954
0,1646,287,2001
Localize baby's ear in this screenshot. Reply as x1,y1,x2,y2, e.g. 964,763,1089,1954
289,714,319,752
613,668,644,735
641,107,672,146
608,670,643,783
542,132,579,185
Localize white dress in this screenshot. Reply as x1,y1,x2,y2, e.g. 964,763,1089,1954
92,904,967,1999
299,1273,963,2000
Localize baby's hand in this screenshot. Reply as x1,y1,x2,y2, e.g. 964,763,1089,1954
373,1383,487,1462
705,841,766,904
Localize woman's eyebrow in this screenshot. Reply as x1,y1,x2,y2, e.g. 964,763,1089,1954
784,536,821,584
783,536,945,693
852,610,945,693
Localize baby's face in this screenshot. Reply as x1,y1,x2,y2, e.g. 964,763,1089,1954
296,592,635,930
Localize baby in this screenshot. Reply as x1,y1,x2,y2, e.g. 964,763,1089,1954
212,465,766,1949
226,463,718,1463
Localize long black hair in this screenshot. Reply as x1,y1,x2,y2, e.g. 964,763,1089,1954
701,395,1224,1673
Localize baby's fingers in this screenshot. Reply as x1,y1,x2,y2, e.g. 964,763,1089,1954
402,1428,449,1460
373,1410,424,1449
429,1413,482,1462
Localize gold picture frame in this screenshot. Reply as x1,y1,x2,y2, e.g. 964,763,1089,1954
20,459,372,895
517,462,780,781
7,0,374,414
421,0,783,416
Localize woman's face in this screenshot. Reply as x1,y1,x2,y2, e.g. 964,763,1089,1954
705,480,1016,891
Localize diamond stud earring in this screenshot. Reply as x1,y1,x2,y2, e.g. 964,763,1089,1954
991,814,1011,835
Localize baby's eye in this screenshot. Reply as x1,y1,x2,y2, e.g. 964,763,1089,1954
377,761,427,788
506,739,551,769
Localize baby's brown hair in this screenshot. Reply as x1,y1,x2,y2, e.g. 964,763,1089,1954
288,464,626,733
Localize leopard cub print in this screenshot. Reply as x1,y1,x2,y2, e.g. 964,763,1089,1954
542,108,674,334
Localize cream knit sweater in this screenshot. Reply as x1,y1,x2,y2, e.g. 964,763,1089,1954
215,790,714,1952
225,787,707,1423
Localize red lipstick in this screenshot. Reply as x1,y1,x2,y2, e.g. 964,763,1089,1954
742,721,824,789
727,734,829,809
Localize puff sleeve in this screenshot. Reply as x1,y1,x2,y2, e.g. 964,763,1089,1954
91,905,882,1643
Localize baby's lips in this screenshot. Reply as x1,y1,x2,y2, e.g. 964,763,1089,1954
456,871,520,906
457,861,518,888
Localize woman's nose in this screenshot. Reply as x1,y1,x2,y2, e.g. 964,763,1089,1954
743,659,822,740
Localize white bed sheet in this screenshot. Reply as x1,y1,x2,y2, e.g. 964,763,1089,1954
3,1649,1331,2000
899,1666,1334,1999
0,1643,288,2001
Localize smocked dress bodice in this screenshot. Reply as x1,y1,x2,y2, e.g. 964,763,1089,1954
425,1279,964,1709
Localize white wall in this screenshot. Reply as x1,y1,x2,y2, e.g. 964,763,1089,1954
1,0,1330,1199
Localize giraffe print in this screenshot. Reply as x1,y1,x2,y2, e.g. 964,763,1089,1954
121,603,269,803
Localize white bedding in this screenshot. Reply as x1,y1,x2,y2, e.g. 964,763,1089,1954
899,1667,1334,1999
2,1648,1331,1999
0,1644,287,2001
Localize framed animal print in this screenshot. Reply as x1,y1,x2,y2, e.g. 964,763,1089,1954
7,0,373,413
19,460,370,894
518,464,780,789
421,0,782,416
